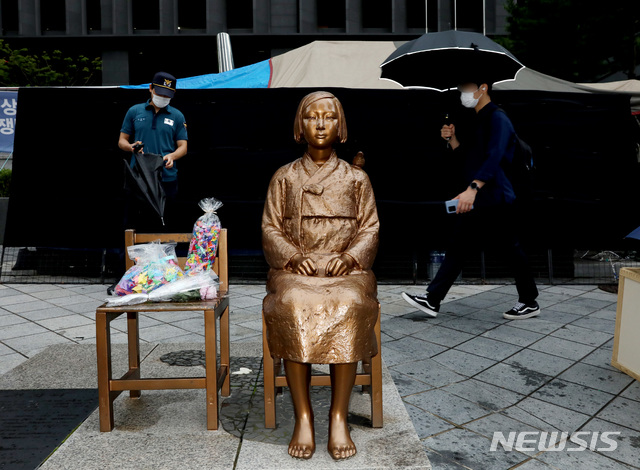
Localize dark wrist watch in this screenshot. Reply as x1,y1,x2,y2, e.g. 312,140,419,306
469,181,480,191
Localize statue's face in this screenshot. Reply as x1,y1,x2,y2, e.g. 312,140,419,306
302,98,339,148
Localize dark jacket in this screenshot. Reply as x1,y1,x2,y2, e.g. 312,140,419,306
455,102,517,208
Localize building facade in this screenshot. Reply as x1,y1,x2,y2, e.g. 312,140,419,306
0,0,510,85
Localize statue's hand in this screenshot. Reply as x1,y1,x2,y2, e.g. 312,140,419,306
289,254,318,276
326,254,355,277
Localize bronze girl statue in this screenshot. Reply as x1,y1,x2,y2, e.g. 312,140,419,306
262,91,380,460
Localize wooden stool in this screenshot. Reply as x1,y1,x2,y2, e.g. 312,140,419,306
96,229,230,431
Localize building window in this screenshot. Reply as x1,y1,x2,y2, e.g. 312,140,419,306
455,0,483,32
406,0,424,30
227,0,253,30
317,0,345,29
86,0,101,32
40,0,66,33
133,0,160,31
362,0,392,30
1,0,19,34
178,0,206,30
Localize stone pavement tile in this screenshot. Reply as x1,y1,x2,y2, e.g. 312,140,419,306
581,347,619,372
0,321,49,340
570,316,617,334
528,335,596,361
230,324,264,342
389,367,435,397
581,417,640,469
17,306,74,321
540,308,584,325
382,344,417,367
157,333,205,343
551,297,614,315
545,285,596,295
0,287,25,298
504,349,575,377
229,295,264,309
232,333,262,343
36,314,94,331
531,378,615,415
454,295,507,309
49,294,101,307
600,338,615,350
578,290,619,302
66,285,110,294
550,324,613,347
229,308,261,324
590,308,618,320
558,363,634,395
138,324,190,342
0,314,27,327
596,396,640,432
505,318,563,335
536,292,575,309
441,379,525,411
384,336,448,361
391,357,466,388
491,285,521,295
441,317,502,335
411,325,475,348
3,331,71,357
455,336,523,361
405,388,493,425
381,302,420,316
423,451,475,470
0,353,28,375
170,317,206,334
0,342,17,356
0,293,38,307
474,363,552,395
236,319,262,333
431,349,498,377
462,309,510,324
423,428,529,469
404,403,456,438
464,412,550,455
537,446,635,469
1,299,56,314
486,299,522,314
513,459,555,469
29,289,77,300
481,325,545,347
506,397,591,434
440,302,484,316
63,300,105,314
620,381,640,402
58,324,99,341
381,314,433,337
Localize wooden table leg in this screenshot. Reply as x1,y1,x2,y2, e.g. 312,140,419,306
204,308,219,430
127,312,141,399
96,311,115,432
263,313,277,429
220,304,230,397
371,307,383,428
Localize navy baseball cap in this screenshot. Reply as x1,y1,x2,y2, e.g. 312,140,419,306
151,71,176,98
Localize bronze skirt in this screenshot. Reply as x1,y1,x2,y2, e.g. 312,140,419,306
263,267,378,364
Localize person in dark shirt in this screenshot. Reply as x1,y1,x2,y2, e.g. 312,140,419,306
402,79,540,320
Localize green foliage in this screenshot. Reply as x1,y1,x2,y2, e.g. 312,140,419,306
503,0,639,82
0,169,11,198
0,40,102,87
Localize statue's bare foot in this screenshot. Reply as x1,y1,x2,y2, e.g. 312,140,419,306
288,414,315,459
328,412,357,460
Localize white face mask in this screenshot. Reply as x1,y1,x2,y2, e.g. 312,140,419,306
460,89,482,108
152,94,171,108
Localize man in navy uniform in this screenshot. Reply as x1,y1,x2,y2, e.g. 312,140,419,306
402,79,540,320
119,71,188,229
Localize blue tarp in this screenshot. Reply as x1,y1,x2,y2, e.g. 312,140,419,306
121,59,271,90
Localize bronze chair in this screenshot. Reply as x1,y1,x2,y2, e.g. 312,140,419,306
262,305,383,429
96,229,230,431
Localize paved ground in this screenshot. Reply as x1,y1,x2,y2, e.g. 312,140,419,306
0,282,639,469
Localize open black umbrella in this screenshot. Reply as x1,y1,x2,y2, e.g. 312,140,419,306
380,30,524,91
123,153,166,226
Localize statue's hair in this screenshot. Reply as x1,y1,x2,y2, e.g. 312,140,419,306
293,91,347,144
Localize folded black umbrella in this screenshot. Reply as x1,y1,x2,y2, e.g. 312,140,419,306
380,30,524,91
123,153,166,226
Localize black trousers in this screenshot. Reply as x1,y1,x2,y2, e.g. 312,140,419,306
427,203,539,304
